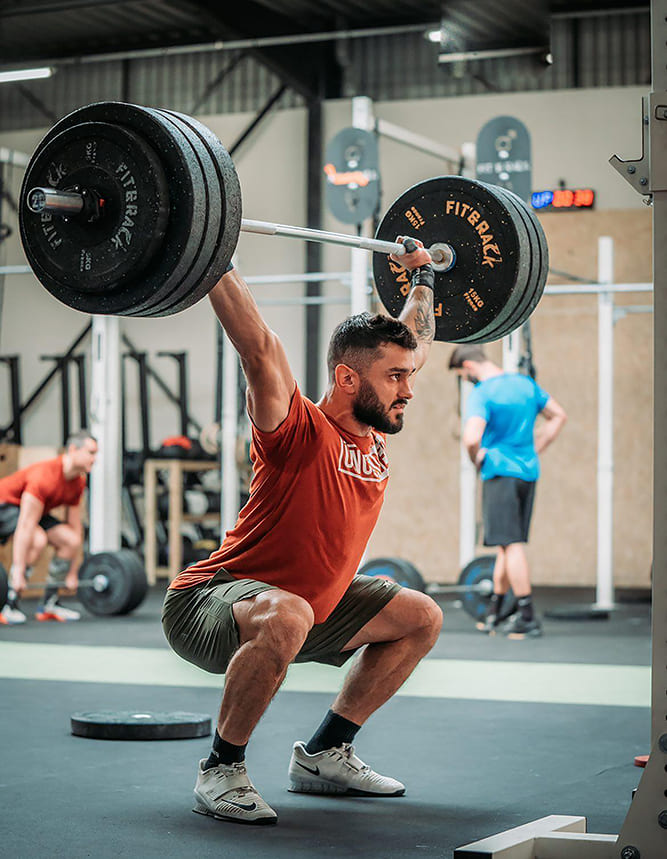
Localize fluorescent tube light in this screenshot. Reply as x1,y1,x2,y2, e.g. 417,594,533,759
0,67,53,84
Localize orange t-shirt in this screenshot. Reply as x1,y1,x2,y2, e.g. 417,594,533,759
0,456,86,512
169,386,390,623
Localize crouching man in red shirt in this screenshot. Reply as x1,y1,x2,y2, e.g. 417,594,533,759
0,430,98,624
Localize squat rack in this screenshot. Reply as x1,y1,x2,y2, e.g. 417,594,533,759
455,0,667,855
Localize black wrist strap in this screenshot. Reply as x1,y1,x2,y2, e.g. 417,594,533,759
411,264,435,291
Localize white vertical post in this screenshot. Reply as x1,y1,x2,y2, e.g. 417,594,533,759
459,380,477,567
502,329,521,372
461,142,476,179
457,143,479,568
88,315,122,553
596,236,615,611
350,96,374,316
350,249,371,315
221,331,240,538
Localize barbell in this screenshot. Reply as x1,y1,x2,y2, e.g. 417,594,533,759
358,555,517,622
0,549,148,617
18,102,548,342
27,186,456,271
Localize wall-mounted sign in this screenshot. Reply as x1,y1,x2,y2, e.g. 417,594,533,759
531,188,595,211
475,115,532,203
324,127,381,224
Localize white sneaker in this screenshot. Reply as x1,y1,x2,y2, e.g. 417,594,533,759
35,598,81,622
288,741,405,796
0,603,27,625
192,759,277,825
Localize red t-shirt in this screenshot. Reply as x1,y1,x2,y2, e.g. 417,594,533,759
169,386,390,623
0,456,86,511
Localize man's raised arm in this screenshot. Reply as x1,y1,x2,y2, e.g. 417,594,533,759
391,238,436,371
208,267,294,432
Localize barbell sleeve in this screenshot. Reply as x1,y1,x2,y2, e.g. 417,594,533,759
27,187,84,216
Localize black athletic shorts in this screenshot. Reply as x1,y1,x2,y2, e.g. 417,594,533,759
482,476,536,546
0,503,62,544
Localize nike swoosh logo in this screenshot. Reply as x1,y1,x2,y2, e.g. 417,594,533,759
296,761,320,776
213,796,258,811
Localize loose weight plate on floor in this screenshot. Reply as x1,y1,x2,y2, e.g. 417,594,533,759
458,555,517,621
71,711,212,740
357,557,426,591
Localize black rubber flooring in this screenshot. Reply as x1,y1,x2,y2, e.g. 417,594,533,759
0,679,647,858
0,585,652,857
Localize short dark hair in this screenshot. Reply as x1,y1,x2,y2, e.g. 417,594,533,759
327,313,417,382
66,430,97,449
448,344,488,369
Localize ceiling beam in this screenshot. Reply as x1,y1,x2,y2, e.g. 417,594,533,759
179,0,342,99
0,0,139,16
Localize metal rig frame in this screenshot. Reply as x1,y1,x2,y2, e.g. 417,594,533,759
455,1,667,856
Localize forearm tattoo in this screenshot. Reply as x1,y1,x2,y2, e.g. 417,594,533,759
414,289,435,344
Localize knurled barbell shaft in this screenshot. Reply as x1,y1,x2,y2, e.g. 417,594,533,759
424,581,494,596
241,218,447,262
14,576,107,592
26,187,455,269
427,583,492,593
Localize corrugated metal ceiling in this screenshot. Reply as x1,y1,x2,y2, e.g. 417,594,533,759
0,1,647,59
0,0,650,100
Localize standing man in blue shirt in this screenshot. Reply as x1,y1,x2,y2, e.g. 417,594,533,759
449,344,567,638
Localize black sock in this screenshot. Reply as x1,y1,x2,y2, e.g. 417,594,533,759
517,595,534,622
304,709,361,755
487,593,503,619
7,588,19,609
44,585,59,605
203,731,247,770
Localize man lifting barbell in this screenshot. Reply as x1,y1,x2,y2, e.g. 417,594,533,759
161,241,442,825
0,430,98,625
15,101,552,825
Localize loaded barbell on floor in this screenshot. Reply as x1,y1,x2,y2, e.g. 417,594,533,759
0,549,148,617
358,555,517,622
18,101,548,342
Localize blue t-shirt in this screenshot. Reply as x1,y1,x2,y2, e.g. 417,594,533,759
466,374,550,482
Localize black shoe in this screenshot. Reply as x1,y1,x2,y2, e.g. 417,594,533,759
503,614,543,638
475,613,499,634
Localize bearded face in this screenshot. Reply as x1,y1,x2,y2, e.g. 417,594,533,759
353,377,407,434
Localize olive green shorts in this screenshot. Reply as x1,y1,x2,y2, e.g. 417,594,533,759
161,569,400,675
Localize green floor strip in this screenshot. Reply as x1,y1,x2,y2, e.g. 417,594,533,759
0,642,650,707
